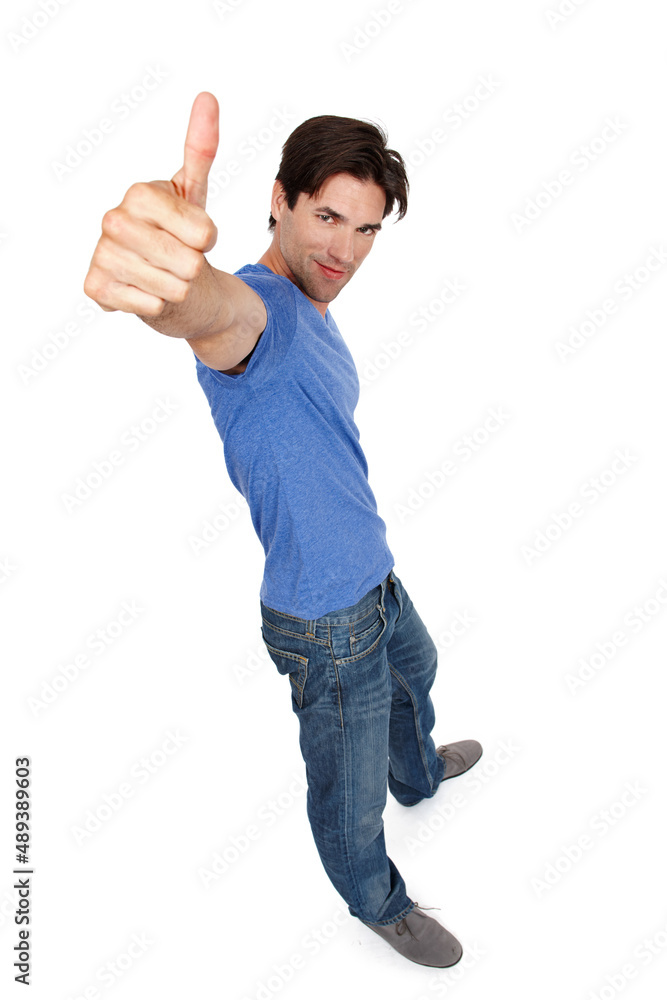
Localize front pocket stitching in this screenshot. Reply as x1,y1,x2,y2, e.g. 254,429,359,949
350,613,382,646
261,617,328,647
262,638,308,667
262,638,308,705
337,609,388,664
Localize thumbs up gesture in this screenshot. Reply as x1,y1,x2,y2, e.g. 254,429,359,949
171,91,219,210
84,92,220,318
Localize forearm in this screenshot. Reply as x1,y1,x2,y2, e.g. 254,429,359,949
139,258,233,341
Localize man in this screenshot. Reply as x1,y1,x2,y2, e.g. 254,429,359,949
83,91,482,968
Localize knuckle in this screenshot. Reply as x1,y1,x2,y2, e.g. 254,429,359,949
201,218,217,248
101,208,122,236
93,237,114,269
83,272,100,300
84,271,112,309
125,180,150,202
170,280,191,304
186,210,216,250
186,251,205,281
145,298,166,317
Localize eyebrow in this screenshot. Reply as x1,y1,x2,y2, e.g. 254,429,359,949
314,205,383,231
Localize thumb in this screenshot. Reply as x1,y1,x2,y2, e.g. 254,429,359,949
171,91,219,209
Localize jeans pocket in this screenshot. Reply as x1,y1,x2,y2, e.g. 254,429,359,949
348,601,387,660
261,637,309,708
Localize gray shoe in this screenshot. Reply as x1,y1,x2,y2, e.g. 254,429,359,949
362,904,462,968
436,740,483,781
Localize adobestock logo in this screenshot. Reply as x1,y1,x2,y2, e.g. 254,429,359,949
63,932,153,998
433,610,477,657
233,639,272,686
212,0,250,15
51,67,169,181
0,556,17,587
188,495,247,555
405,75,501,172
564,577,667,695
554,245,667,362
393,406,511,524
206,108,297,201
239,905,349,1000
405,740,520,857
198,770,308,888
60,397,179,514
545,0,592,29
8,0,73,53
520,448,639,566
339,0,422,64
359,278,467,388
510,117,628,234
69,731,189,846
18,299,102,386
584,915,667,1000
412,942,486,999
27,600,145,717
530,781,648,898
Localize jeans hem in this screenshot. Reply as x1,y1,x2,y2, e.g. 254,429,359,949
391,754,445,807
358,899,416,927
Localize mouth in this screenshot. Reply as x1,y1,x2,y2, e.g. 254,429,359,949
315,261,347,280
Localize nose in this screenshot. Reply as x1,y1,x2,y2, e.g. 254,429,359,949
328,227,355,265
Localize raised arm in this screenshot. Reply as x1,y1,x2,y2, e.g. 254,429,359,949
83,92,266,371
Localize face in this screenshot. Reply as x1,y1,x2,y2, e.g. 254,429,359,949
271,172,386,307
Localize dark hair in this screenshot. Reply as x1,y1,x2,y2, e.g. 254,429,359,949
268,115,409,231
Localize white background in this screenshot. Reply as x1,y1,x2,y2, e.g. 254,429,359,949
2,0,667,997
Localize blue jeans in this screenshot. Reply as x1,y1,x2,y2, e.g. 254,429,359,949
260,569,445,926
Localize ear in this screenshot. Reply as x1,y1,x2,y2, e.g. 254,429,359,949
270,180,289,223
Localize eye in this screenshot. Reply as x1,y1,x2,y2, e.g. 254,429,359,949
358,226,375,236
318,214,334,223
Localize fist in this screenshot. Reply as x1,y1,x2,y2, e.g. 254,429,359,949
83,92,220,317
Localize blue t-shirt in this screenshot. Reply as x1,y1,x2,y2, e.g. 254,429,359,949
194,263,394,619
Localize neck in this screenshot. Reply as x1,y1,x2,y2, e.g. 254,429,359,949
257,242,329,318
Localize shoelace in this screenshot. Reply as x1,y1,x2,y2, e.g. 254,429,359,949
395,902,441,939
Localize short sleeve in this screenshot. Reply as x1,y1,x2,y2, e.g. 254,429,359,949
195,264,298,389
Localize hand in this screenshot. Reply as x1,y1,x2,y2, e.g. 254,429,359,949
83,92,220,316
